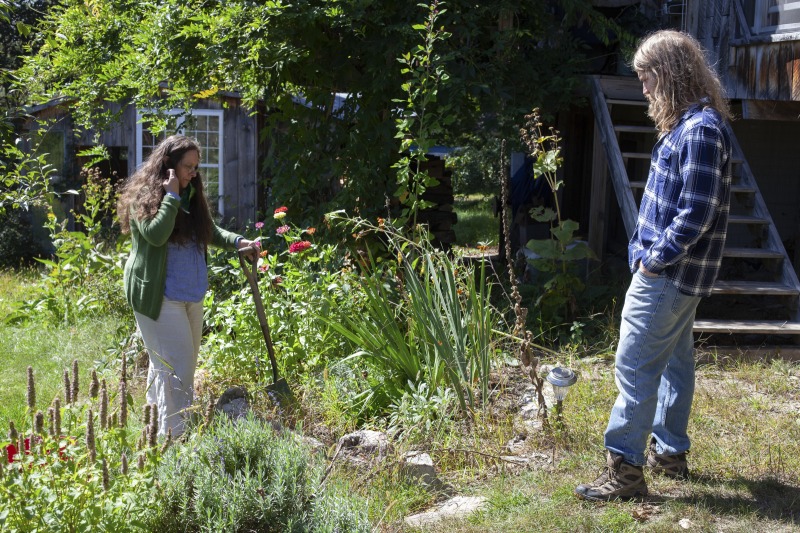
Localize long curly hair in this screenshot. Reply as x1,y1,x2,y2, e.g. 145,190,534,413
632,30,732,133
117,135,214,246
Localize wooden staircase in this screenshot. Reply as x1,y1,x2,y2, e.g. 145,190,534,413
588,75,800,340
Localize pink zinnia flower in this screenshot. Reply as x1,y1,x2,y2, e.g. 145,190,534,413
255,221,265,229
258,263,269,273
289,240,312,254
276,225,290,235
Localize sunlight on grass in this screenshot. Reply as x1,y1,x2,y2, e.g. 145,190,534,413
0,316,125,428
453,194,499,248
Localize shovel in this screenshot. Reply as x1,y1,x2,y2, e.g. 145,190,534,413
238,247,295,411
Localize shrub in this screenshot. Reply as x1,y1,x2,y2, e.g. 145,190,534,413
0,207,51,268
145,414,370,532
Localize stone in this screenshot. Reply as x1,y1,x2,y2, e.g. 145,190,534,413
215,387,250,419
337,429,391,459
404,496,489,528
401,451,439,487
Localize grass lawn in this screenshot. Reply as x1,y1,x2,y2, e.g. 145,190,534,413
0,270,141,432
453,194,500,248
422,355,800,531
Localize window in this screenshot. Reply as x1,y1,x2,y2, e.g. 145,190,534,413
136,109,225,214
749,0,800,34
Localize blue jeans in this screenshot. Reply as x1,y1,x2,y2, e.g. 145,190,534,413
604,270,701,465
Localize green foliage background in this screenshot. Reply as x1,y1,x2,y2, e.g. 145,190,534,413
12,0,625,219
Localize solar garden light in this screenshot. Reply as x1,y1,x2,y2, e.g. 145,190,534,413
546,367,577,422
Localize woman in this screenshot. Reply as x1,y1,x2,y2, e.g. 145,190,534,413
118,134,258,437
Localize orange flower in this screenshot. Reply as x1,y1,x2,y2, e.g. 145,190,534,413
305,227,316,235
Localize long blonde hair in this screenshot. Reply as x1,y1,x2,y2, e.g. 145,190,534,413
117,135,214,245
632,30,731,132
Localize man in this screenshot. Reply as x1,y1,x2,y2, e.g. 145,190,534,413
575,30,733,501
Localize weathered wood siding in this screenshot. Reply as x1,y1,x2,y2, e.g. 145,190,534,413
76,99,258,227
689,0,800,102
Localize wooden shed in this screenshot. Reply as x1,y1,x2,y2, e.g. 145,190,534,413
25,93,259,227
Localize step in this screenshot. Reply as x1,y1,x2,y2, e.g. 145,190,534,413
728,214,769,225
711,280,800,296
614,125,657,134
622,151,652,160
694,319,800,334
722,247,784,259
629,181,755,194
607,98,648,107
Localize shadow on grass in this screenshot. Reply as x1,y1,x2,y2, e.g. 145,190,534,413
652,474,800,526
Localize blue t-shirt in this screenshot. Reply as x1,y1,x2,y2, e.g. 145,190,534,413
164,241,208,302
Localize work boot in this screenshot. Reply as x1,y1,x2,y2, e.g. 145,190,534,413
646,437,689,479
575,451,648,501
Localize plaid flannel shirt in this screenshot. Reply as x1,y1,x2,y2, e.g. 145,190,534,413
629,103,732,297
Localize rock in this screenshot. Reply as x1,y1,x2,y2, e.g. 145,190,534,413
215,387,250,419
337,429,391,459
404,496,489,528
506,432,528,453
401,451,439,488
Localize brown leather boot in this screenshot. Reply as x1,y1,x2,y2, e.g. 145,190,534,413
646,437,689,479
575,451,648,501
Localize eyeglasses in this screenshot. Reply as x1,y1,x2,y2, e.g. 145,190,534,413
179,162,199,173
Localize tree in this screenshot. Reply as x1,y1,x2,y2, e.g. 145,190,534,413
13,0,624,220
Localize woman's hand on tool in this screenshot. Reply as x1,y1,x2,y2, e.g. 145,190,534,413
237,239,261,261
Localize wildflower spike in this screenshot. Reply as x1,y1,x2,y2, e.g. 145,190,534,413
71,359,79,403
86,408,96,463
63,369,72,404
48,408,55,437
149,403,158,445
102,458,109,490
26,366,36,410
89,369,99,399
119,381,127,428
99,385,108,430
34,411,44,435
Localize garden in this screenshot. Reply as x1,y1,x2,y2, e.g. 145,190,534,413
2,1,800,532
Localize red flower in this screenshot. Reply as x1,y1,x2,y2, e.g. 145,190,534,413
289,240,312,254
272,275,283,286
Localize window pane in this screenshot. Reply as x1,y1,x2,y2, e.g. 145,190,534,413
204,167,219,199
207,132,219,149
207,148,219,164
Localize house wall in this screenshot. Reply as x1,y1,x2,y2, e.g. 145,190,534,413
72,100,258,227
690,0,800,102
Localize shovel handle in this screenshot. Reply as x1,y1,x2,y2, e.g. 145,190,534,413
238,248,280,383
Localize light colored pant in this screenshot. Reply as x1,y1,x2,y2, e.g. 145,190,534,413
604,270,701,465
134,298,204,437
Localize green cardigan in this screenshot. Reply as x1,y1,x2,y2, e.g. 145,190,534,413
123,195,241,320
